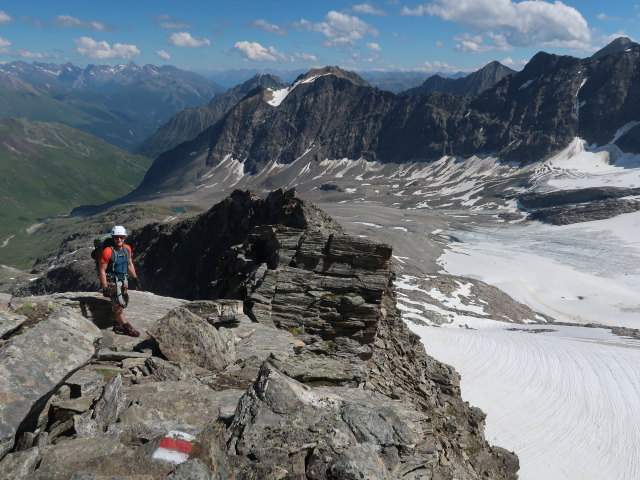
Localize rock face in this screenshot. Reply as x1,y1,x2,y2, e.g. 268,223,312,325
3,190,518,479
138,74,287,159
131,41,640,198
401,61,515,97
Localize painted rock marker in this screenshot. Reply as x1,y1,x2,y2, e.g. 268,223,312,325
152,430,195,464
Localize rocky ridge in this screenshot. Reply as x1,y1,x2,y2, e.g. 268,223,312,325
130,40,640,199
1,190,518,479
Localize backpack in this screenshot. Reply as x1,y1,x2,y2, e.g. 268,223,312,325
91,234,130,274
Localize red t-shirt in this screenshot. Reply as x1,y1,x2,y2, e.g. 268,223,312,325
99,245,133,264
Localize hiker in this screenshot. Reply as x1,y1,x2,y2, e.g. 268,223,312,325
98,225,141,337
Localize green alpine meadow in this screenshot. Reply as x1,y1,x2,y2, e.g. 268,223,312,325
0,117,152,267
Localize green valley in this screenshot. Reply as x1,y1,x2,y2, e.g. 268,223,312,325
0,118,152,267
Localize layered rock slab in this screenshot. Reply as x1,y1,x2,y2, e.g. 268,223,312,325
0,308,101,457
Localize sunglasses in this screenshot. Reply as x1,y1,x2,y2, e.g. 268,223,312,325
113,235,126,240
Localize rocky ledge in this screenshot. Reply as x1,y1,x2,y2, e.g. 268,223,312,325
1,190,518,479
517,186,640,225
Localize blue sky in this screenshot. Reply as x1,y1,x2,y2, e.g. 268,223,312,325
0,1,637,74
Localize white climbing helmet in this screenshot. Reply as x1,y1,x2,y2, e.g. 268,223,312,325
111,225,127,237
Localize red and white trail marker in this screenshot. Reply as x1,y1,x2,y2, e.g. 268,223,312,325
152,430,196,464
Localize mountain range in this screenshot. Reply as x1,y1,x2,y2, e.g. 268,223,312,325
130,41,640,201
0,61,221,151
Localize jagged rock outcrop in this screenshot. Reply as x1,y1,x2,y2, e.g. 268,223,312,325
2,189,519,479
401,61,515,97
138,74,287,158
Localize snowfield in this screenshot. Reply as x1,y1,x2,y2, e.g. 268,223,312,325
439,210,640,327
407,140,640,479
412,320,640,480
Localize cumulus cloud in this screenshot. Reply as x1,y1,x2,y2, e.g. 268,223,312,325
295,11,378,47
421,60,461,73
154,14,194,30
17,48,56,59
250,19,288,35
367,42,382,52
53,14,114,32
351,4,387,16
20,16,46,28
0,11,13,25
0,37,11,52
402,0,592,50
168,32,211,48
156,49,171,60
400,5,430,16
453,32,511,53
74,36,140,59
501,56,528,69
233,41,317,62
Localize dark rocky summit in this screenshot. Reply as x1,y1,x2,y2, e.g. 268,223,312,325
2,190,519,479
400,61,515,97
130,41,640,198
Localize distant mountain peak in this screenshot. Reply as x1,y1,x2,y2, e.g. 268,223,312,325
592,36,640,58
401,60,514,97
295,66,370,87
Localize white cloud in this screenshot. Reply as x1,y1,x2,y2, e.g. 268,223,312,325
435,40,444,47
168,32,211,48
367,42,382,52
0,11,13,25
250,19,288,35
74,36,140,59
400,5,430,16
0,37,11,52
402,0,592,50
234,41,282,61
351,4,387,16
17,48,55,59
453,32,512,53
154,14,194,30
296,11,378,47
53,15,113,32
156,50,171,60
233,41,317,63
420,60,461,73
501,56,528,70
20,16,46,28
294,52,319,61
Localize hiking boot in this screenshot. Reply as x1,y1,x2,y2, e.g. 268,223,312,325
113,322,140,337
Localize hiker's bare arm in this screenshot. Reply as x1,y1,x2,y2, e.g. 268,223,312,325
98,262,108,289
128,259,138,279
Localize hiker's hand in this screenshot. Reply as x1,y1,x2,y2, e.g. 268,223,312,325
129,277,139,290
102,287,111,297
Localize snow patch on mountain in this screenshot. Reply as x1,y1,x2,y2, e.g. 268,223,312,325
531,138,640,190
267,73,332,107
